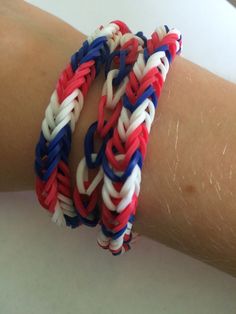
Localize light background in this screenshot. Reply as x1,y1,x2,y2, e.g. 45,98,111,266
1,1,236,314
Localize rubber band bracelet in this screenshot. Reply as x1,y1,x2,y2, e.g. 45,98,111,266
73,31,147,227
34,21,131,227
97,25,182,255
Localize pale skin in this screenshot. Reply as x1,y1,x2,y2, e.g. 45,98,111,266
1,1,236,276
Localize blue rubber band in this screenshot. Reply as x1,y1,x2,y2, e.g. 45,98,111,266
84,121,112,169
102,149,143,182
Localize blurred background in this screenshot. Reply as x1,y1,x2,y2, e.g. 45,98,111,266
0,1,236,313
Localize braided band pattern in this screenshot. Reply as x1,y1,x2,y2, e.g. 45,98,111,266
73,31,146,227
98,25,182,255
34,21,130,227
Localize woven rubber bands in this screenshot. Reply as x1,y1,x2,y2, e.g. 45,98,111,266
35,20,182,255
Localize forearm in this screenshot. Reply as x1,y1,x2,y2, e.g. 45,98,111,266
1,1,236,276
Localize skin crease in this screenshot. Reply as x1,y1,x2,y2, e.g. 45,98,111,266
1,1,236,276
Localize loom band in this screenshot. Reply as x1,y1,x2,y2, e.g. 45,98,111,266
61,69,91,101
97,97,123,138
149,33,161,54
109,212,137,253
160,32,179,44
103,148,143,183
63,49,104,101
106,131,143,172
116,174,141,214
36,145,70,183
75,185,100,227
60,135,71,160
118,37,140,64
64,214,80,229
138,71,163,99
125,80,157,111
108,128,125,155
56,60,94,103
102,178,122,210
84,121,113,169
44,143,64,169
111,248,122,256
80,73,93,97
113,64,132,87
101,194,128,225
59,136,72,165
146,38,156,56
175,34,183,54
73,184,99,222
123,232,132,244
80,46,107,76
97,205,135,252
76,209,99,227
144,44,169,63
111,20,131,35
101,165,140,230
57,170,71,192
101,221,127,240
104,49,120,75
38,155,60,181
125,125,149,160
127,98,156,135
57,168,71,199
80,69,96,97
71,40,90,72
109,237,124,252
109,233,130,254
176,41,182,55
41,181,58,210
157,43,175,63
109,249,122,255
70,61,95,83
137,73,163,101
97,95,107,133
76,154,104,199
36,26,128,219
123,86,158,114
36,125,71,179
135,31,147,47
36,169,70,213
103,202,134,234
76,36,108,65
105,137,136,171
97,241,110,250
122,242,131,252
141,65,164,87
57,66,75,102
58,180,71,199
57,159,71,180
35,177,50,209
106,40,139,85
35,137,47,177
118,211,137,247
97,228,111,248
105,49,129,83
164,25,170,33
89,35,109,51
36,173,58,211
102,171,140,215
158,36,180,59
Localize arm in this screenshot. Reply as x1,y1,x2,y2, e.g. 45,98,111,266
1,1,236,276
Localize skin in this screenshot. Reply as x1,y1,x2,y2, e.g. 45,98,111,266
1,1,236,276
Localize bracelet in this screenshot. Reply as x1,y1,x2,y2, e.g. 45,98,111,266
34,21,131,227
73,31,147,227
97,25,182,255
34,21,182,256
